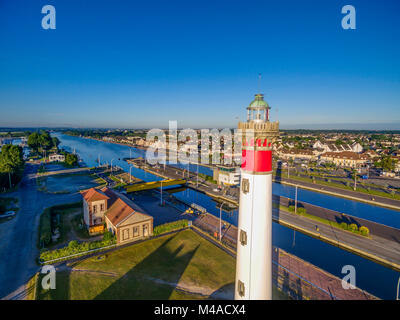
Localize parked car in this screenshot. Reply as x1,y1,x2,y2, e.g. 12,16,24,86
0,211,16,218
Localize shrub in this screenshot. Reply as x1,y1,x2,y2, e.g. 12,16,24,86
68,240,79,249
339,222,348,230
359,226,370,236
348,223,358,232
288,205,295,212
297,207,307,215
103,230,114,241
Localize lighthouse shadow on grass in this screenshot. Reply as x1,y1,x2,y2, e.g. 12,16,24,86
94,234,200,300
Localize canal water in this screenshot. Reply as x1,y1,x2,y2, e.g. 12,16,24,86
56,133,400,299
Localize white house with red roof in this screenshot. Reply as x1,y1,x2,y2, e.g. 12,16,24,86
80,187,153,243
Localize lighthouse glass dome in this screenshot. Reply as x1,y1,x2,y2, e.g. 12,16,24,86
247,94,270,123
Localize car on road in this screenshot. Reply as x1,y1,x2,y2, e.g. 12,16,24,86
0,211,16,218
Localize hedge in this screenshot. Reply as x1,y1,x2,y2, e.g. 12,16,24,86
338,222,369,237
288,205,307,215
39,220,188,263
39,232,116,263
153,219,188,236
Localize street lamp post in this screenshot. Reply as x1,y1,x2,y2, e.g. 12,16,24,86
219,201,226,242
160,180,163,206
129,165,133,183
354,167,357,191
397,276,400,300
196,162,199,187
111,158,115,173
295,185,298,214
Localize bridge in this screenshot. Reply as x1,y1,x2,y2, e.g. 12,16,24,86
125,179,186,193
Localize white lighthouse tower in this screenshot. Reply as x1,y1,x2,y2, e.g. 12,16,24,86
235,93,279,300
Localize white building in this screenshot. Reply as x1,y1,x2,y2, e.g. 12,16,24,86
312,140,363,153
48,153,65,162
213,165,240,186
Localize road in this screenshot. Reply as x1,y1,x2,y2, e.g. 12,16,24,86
0,163,81,299
275,176,400,211
273,209,400,271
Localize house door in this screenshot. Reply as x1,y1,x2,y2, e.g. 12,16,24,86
143,224,149,237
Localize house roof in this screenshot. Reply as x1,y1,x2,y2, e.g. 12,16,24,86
103,188,151,227
321,151,369,160
80,187,110,202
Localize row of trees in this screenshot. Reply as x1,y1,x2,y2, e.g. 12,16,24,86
0,144,24,191
27,131,60,154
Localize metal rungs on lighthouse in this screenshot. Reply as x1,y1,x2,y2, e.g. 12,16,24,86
235,93,279,300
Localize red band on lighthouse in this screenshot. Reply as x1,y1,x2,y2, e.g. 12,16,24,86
241,149,272,173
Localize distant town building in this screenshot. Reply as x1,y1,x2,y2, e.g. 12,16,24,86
277,148,317,161
48,153,65,162
312,141,363,153
213,165,240,186
320,151,369,168
80,187,153,243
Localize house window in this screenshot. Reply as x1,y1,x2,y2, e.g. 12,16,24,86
143,224,149,237
133,226,139,237
93,205,97,214
100,203,105,212
122,228,130,241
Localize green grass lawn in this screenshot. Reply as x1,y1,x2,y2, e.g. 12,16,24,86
38,229,235,299
38,229,288,300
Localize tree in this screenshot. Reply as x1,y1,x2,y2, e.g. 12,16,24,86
359,226,369,236
52,137,60,150
65,153,78,167
27,132,41,152
0,144,24,189
381,156,394,171
348,223,358,232
38,130,52,150
27,131,54,154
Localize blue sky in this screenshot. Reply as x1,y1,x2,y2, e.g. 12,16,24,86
0,0,399,129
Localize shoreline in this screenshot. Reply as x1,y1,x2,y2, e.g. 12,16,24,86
63,133,400,211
